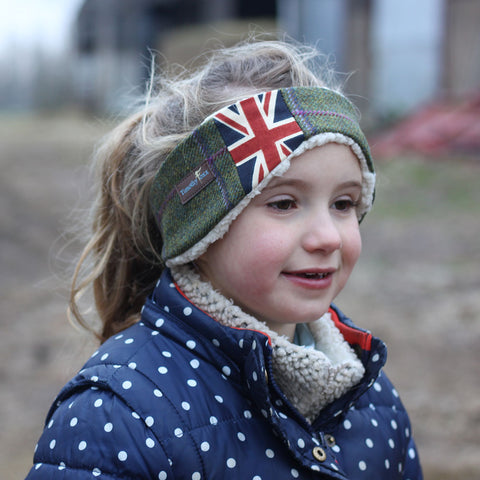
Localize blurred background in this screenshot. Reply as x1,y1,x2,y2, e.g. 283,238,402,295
1,1,479,479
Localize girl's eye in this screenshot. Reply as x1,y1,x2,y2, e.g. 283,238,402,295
267,198,297,211
333,199,358,212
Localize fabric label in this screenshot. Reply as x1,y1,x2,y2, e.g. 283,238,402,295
176,161,215,204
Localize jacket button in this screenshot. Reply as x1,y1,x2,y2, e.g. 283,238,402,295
264,369,269,384
325,434,336,447
312,446,327,462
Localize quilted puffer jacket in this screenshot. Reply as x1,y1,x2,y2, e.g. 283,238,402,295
26,268,422,479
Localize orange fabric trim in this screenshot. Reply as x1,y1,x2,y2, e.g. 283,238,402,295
329,307,372,351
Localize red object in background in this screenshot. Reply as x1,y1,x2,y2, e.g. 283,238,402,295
371,92,480,158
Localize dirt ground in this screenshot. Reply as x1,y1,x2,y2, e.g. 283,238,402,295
1,113,479,480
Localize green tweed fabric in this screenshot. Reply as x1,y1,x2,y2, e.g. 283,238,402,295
281,87,373,173
149,86,374,262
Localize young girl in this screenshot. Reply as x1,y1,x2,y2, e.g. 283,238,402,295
26,40,422,479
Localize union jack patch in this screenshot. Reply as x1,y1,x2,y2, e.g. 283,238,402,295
213,90,304,192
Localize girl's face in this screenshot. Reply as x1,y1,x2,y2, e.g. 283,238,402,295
196,143,363,340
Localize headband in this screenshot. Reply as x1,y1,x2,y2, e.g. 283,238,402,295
149,86,375,266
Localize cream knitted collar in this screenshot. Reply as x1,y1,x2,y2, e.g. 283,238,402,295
171,265,365,423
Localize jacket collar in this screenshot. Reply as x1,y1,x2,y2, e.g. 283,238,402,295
142,267,386,427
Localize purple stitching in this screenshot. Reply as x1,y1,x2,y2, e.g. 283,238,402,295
192,129,232,210
155,146,228,222
292,109,355,123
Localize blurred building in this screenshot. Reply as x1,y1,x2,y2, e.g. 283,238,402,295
279,0,480,118
73,0,277,111
72,0,480,117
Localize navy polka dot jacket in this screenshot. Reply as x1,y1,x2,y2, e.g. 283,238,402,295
26,269,422,479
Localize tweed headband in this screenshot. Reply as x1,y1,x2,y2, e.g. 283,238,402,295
149,86,375,266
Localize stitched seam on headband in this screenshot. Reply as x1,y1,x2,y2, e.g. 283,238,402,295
192,129,233,210
155,145,228,222
206,154,233,210
292,109,356,124
283,88,316,136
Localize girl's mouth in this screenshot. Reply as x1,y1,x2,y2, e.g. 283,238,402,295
295,272,329,279
282,270,335,289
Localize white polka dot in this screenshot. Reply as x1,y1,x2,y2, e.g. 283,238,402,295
104,422,113,432
343,419,352,430
91,376,99,382
187,379,197,387
163,306,170,312
226,458,236,468
200,441,210,452
132,412,140,419
365,438,374,448
291,468,299,478
214,395,223,403
118,451,128,461
408,448,416,459
174,428,183,438
190,359,200,369
70,417,78,427
115,334,123,340
146,438,155,448
253,476,262,480
252,371,258,381
243,410,252,419
162,351,172,357
192,472,201,480
186,340,196,349
47,419,54,429
371,353,380,362
237,432,246,442
35,463,42,470
94,398,103,407
122,380,132,389
385,459,390,469
124,338,134,344
145,416,154,427
158,366,168,374
373,382,382,392
158,471,167,480
128,362,137,370
151,331,159,336
392,387,399,397
212,339,220,347
388,438,395,448
155,318,164,327
183,307,192,316
405,427,411,437
265,449,275,458
332,445,341,453
371,418,378,427
182,402,191,411
391,419,398,430
297,438,305,448
101,353,109,361
49,439,56,449
154,388,163,397
78,441,87,451
222,366,231,376
210,416,218,425
92,467,101,476
359,461,367,471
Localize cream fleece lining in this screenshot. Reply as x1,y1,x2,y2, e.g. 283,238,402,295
171,265,365,423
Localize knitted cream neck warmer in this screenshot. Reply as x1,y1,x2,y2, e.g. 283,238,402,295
171,265,365,423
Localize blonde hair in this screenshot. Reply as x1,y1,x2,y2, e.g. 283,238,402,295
70,39,339,343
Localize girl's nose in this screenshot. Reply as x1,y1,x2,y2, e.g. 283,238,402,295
301,213,342,254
